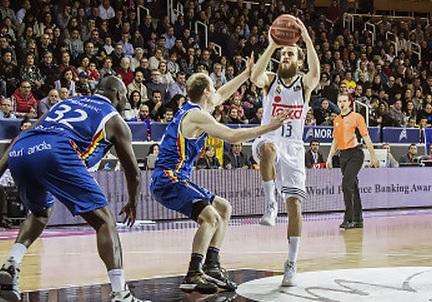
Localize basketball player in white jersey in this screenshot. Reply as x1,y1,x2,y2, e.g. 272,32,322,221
250,18,320,286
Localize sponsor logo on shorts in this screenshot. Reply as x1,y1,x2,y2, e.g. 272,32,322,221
9,141,52,158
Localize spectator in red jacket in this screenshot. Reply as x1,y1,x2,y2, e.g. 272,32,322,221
11,80,38,118
117,57,134,86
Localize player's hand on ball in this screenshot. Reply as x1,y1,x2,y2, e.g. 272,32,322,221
120,201,137,227
269,109,292,129
268,30,282,48
295,17,310,41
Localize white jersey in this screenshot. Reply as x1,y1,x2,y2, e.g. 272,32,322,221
261,74,309,142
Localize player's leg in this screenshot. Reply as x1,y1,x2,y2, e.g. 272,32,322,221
181,202,220,294
0,139,55,302
340,151,357,229
350,150,365,228
282,196,302,287
202,196,237,291
257,141,278,226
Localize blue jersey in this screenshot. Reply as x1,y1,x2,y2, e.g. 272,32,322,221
18,94,119,168
154,102,207,180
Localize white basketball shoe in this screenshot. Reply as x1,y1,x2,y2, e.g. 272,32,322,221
281,260,296,287
0,257,21,302
111,286,151,302
259,202,278,226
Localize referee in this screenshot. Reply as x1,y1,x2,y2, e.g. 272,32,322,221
326,94,379,229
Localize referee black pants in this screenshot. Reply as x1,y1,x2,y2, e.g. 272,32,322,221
340,146,365,223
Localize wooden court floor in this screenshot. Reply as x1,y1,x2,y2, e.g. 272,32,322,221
0,209,432,299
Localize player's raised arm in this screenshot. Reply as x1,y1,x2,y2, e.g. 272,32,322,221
188,109,290,144
105,115,140,226
295,18,320,93
212,54,254,106
250,32,280,89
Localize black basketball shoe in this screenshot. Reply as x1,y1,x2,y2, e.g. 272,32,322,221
203,263,237,291
179,270,219,294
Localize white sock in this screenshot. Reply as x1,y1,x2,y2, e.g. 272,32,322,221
8,243,27,264
288,236,300,263
108,269,126,293
263,180,276,206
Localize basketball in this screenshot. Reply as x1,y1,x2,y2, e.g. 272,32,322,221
270,14,301,46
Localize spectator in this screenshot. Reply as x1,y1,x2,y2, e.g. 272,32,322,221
11,80,37,118
388,100,405,127
117,57,134,86
0,98,16,119
399,144,419,164
166,72,186,102
124,90,141,121
110,43,124,68
38,89,60,116
20,116,32,131
196,146,221,170
418,103,432,125
382,143,399,168
314,98,334,125
120,33,134,58
146,90,164,121
210,63,227,87
160,108,174,124
149,48,164,70
0,50,19,96
163,26,176,50
127,71,148,102
99,57,116,78
305,140,325,168
131,48,144,71
59,87,70,100
54,67,77,97
250,107,263,125
166,93,186,114
158,61,174,85
98,0,115,20
146,69,167,101
20,53,44,93
146,143,159,170
223,143,250,169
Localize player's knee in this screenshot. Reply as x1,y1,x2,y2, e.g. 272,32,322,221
217,199,232,221
287,198,302,215
260,143,276,159
202,210,221,228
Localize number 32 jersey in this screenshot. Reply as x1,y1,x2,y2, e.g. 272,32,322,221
20,94,119,168
261,75,308,142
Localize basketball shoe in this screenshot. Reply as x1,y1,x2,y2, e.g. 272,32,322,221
203,263,237,291
179,270,219,294
0,257,21,302
259,202,278,226
281,260,296,287
111,285,150,302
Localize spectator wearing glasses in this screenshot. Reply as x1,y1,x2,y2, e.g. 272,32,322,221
146,69,167,101
305,140,325,169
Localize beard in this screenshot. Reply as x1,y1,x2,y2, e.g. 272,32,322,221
278,63,298,79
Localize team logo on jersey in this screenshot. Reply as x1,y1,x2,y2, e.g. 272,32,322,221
276,85,283,94
272,103,304,119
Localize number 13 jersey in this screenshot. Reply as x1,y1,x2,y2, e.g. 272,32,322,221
22,94,119,168
261,75,308,143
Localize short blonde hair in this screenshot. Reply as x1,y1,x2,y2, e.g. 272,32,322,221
186,73,211,103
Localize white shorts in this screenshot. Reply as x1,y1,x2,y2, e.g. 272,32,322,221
252,137,307,200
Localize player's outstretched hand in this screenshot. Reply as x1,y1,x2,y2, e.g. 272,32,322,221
326,158,333,169
245,52,255,75
269,109,292,130
119,201,137,227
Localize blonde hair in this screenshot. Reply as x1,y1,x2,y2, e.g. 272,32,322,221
186,73,212,103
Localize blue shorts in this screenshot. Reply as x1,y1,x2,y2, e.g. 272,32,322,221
8,134,107,216
150,170,214,220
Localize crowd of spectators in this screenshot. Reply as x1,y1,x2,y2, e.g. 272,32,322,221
0,0,431,129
